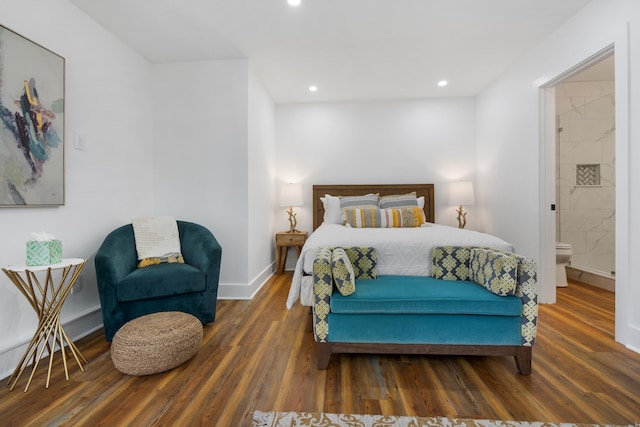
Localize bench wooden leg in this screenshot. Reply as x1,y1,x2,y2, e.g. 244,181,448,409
317,343,331,369
515,346,532,375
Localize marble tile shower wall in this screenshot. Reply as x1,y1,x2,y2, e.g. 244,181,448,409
556,80,615,275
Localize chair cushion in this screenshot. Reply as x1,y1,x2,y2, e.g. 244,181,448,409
330,276,522,316
117,263,206,302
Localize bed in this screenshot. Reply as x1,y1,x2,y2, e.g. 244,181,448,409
286,183,516,309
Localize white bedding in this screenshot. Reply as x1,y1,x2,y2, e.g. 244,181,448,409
285,223,515,308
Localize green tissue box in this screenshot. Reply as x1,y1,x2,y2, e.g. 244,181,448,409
26,240,63,266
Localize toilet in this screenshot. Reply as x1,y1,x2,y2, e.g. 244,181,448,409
556,242,573,287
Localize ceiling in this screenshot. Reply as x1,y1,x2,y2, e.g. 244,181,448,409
69,0,593,104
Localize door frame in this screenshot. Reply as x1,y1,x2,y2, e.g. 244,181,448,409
538,42,634,347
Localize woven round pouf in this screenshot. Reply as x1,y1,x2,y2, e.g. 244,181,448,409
111,311,203,376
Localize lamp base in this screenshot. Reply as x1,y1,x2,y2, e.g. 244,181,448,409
456,205,467,229
287,207,300,233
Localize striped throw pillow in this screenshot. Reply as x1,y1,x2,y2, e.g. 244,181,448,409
339,193,379,209
343,207,425,228
378,192,419,209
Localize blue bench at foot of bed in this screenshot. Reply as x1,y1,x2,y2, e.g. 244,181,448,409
312,247,538,375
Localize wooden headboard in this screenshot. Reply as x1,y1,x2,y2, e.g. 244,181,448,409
312,184,435,230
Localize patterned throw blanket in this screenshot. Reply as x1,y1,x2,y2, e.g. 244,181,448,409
132,216,183,267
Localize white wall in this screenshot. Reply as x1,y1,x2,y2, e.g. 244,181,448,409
152,60,250,286
0,0,154,378
247,68,277,294
152,60,277,298
276,98,479,237
476,0,640,350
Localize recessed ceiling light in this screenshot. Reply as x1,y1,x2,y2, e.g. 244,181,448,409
288,0,301,6
309,85,318,92
438,80,448,87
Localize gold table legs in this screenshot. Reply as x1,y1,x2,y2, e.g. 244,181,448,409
2,260,88,392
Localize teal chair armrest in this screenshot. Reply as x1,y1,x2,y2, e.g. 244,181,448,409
178,221,222,280
95,224,138,290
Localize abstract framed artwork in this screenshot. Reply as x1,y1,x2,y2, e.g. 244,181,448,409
0,24,65,206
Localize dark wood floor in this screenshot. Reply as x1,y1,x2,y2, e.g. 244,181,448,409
1,275,639,426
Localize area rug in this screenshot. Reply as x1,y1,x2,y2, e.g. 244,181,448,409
251,411,635,427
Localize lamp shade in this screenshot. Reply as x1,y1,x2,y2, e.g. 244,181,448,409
448,181,475,206
280,183,303,207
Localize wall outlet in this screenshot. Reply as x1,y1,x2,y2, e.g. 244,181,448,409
71,276,83,294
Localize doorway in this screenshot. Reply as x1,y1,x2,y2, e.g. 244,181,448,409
555,55,615,291
538,44,618,306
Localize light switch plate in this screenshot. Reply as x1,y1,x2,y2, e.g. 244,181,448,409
74,133,85,150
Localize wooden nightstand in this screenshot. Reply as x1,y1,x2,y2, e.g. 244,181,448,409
275,231,307,274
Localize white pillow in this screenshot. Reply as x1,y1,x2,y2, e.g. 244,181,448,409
321,194,342,224
417,196,425,209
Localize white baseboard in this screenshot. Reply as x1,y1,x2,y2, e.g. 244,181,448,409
566,265,615,292
217,263,275,300
0,305,103,383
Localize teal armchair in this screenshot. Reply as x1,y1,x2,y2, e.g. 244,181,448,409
95,220,222,341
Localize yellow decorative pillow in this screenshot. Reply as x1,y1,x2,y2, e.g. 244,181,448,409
343,207,425,228
137,253,185,268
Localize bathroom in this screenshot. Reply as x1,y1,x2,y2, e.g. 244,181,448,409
555,55,615,291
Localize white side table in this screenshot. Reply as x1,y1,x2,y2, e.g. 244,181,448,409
2,258,88,392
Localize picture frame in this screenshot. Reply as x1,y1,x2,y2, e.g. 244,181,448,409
0,24,65,206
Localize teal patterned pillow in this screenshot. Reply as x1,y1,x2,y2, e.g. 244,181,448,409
432,246,472,280
343,247,377,279
469,248,518,296
331,248,356,296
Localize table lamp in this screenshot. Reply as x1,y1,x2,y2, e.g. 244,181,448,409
281,183,303,233
448,181,475,229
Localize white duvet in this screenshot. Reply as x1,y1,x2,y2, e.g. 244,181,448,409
285,223,515,308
